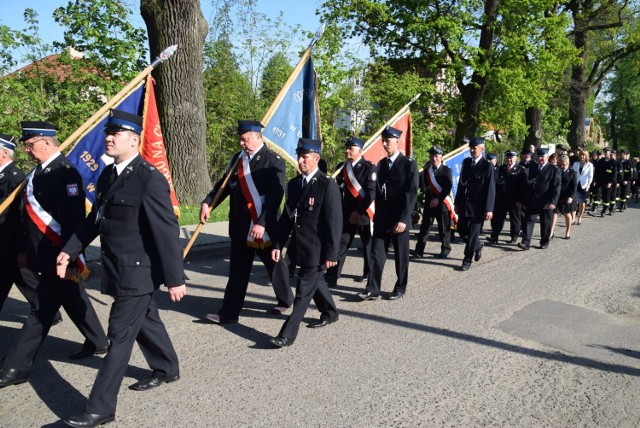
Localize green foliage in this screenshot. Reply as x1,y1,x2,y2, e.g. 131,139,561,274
52,0,147,82
202,38,253,183
258,52,293,112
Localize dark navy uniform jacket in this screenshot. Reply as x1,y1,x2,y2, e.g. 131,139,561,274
419,162,452,213
0,162,25,256
335,157,376,227
63,155,184,297
20,155,85,277
275,172,342,267
373,153,419,233
521,162,561,210
454,157,496,217
203,145,285,242
495,163,526,209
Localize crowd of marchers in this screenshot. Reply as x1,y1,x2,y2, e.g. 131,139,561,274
0,116,637,427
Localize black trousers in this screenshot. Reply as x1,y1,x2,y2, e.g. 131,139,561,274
620,182,630,202
2,271,107,371
490,205,522,240
218,239,294,320
278,266,338,341
522,208,553,246
594,183,612,209
325,222,372,285
457,215,484,261
0,255,34,311
415,207,451,252
85,293,179,415
366,229,410,295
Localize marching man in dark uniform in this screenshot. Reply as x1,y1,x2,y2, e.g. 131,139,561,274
0,132,29,311
270,138,341,347
454,137,495,271
488,150,526,244
357,126,418,300
411,145,455,259
619,149,633,211
517,148,561,250
590,147,616,217
56,110,186,428
0,122,108,389
201,120,292,323
325,136,376,287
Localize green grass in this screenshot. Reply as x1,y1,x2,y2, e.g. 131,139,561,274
178,199,230,226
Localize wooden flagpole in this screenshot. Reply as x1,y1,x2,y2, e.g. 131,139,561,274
0,45,178,216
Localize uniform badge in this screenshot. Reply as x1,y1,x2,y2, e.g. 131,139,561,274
67,183,79,196
44,167,51,174
0,173,4,179
256,155,261,162
372,172,377,181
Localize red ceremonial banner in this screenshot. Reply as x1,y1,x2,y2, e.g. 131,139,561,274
363,110,413,164
140,76,180,217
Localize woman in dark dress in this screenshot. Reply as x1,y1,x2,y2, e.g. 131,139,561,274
555,154,578,239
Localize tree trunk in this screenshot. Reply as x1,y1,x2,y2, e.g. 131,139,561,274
454,0,498,146
524,106,542,150
140,0,210,204
567,59,589,150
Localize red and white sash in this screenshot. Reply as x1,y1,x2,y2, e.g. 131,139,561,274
237,153,271,249
425,166,458,225
24,170,89,281
342,161,375,219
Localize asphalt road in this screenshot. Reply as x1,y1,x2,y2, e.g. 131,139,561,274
2,203,640,427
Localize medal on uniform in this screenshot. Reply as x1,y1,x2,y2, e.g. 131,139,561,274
309,197,314,210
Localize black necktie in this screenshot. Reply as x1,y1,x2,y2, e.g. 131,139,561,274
34,164,42,175
387,158,393,170
301,177,307,189
108,165,117,187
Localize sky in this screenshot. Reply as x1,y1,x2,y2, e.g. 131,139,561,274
2,0,324,69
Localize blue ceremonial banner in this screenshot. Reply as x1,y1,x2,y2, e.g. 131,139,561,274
261,52,319,166
444,144,472,201
66,84,145,205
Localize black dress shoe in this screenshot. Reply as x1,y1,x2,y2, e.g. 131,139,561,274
356,291,380,301
507,237,517,244
539,243,549,249
387,291,405,300
474,242,484,261
52,314,63,326
129,373,180,391
307,318,338,328
517,242,530,250
69,347,108,360
459,260,472,271
64,412,115,427
485,237,498,244
353,274,368,283
409,249,424,258
437,250,450,259
0,367,30,388
270,336,294,347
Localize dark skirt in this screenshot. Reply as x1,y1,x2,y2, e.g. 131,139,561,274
556,200,576,215
575,188,588,203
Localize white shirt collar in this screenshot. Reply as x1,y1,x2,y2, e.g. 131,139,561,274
350,156,363,167
0,160,12,174
39,151,62,171
114,153,139,176
302,168,319,182
248,143,264,161
387,151,401,163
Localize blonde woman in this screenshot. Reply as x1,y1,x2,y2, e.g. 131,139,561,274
572,150,594,225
